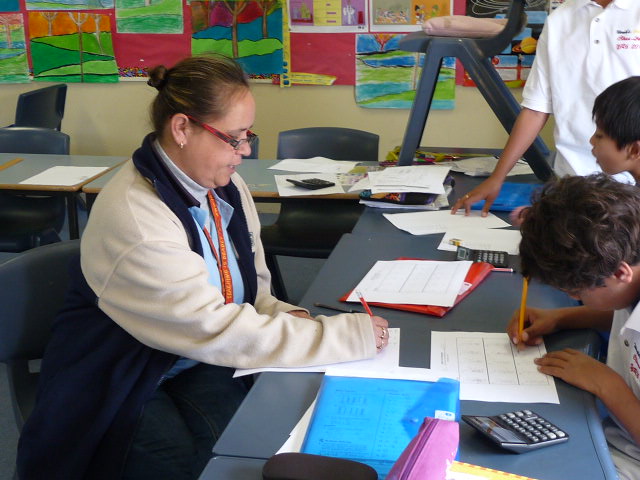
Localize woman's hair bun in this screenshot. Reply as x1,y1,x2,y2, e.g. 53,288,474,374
147,65,169,91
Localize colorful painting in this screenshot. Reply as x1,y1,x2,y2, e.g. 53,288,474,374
191,0,283,75
356,33,454,109
0,14,29,82
289,0,367,33
370,0,450,32
26,0,114,11
116,0,183,34
463,0,547,87
0,0,20,12
29,11,119,82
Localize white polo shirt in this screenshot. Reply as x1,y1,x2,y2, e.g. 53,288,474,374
522,0,640,178
605,305,640,478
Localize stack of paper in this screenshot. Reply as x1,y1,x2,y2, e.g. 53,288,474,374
367,165,450,194
437,157,533,177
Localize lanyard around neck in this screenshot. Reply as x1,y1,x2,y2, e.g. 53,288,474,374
202,191,234,304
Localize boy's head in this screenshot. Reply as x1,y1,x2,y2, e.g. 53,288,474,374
591,76,640,178
520,174,640,305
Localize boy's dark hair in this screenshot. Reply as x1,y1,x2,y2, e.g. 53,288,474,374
592,76,640,149
520,174,640,293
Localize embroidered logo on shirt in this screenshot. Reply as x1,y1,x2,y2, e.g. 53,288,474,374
249,231,255,252
630,342,640,381
615,29,640,51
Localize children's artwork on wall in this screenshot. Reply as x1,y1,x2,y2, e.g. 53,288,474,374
369,0,450,32
289,0,367,33
0,13,29,82
115,0,183,34
191,0,283,75
463,0,547,87
355,33,454,108
29,11,119,81
0,0,19,11
26,0,114,10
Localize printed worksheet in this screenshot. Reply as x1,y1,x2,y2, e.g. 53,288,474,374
431,332,559,403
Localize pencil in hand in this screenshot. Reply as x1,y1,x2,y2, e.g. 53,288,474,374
355,290,374,317
518,277,529,344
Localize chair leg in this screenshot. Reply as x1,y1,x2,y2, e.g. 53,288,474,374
265,253,289,303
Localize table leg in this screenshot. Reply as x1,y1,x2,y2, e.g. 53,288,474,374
66,193,79,239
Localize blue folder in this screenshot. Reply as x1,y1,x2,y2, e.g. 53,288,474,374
471,182,540,212
301,375,459,478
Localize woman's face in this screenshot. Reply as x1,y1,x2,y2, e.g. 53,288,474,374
178,90,255,189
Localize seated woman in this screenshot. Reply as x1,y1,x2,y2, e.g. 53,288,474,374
16,55,389,480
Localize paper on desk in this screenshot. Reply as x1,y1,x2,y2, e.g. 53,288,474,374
234,328,401,377
19,166,110,186
274,173,344,196
438,227,522,254
345,260,471,307
269,157,359,173
431,331,559,404
277,366,448,454
438,157,533,177
384,209,510,235
367,165,450,194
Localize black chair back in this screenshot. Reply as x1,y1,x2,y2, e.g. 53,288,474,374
0,240,80,428
0,127,70,154
277,127,378,161
14,84,67,131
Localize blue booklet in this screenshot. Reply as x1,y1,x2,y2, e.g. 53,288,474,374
471,182,540,212
301,375,460,478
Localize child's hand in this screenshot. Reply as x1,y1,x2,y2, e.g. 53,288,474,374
534,348,615,396
507,307,562,349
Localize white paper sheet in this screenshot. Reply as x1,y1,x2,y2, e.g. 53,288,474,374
233,328,401,377
274,173,344,196
383,210,510,235
430,332,559,404
438,228,522,255
438,157,534,177
367,165,450,194
19,166,110,186
344,260,471,307
268,157,359,173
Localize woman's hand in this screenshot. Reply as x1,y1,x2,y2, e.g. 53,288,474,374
506,307,563,349
451,176,504,216
371,315,389,353
535,349,617,397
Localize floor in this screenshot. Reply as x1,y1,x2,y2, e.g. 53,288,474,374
0,206,324,479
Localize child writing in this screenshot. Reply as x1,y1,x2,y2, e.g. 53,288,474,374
508,174,640,479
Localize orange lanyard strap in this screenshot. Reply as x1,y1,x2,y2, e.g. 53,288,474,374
203,191,234,304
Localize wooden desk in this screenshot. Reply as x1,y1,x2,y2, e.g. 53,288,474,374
0,154,126,239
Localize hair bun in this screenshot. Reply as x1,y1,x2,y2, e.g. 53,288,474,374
147,65,169,91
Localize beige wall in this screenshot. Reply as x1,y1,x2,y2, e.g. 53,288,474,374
0,81,555,159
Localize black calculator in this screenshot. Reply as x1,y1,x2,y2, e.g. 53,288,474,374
286,178,336,190
455,246,509,268
462,410,569,453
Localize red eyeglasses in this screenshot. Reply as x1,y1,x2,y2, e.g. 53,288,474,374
186,114,257,151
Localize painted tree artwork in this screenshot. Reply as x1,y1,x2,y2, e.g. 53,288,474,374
191,0,283,75
0,14,29,82
29,11,119,82
26,0,114,11
116,0,183,34
355,33,454,109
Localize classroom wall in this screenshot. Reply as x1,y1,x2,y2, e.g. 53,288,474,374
0,81,556,159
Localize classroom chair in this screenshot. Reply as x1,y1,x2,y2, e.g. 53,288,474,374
396,0,554,181
10,84,67,131
0,127,70,252
261,127,378,302
0,240,80,431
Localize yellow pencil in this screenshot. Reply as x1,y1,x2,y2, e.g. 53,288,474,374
518,277,529,340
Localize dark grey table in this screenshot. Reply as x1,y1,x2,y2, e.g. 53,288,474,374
208,233,616,480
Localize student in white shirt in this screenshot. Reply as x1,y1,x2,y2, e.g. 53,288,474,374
452,0,640,216
507,174,640,479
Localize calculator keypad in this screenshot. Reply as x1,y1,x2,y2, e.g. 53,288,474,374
497,410,567,445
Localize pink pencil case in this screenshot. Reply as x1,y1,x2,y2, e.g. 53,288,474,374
387,417,459,480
